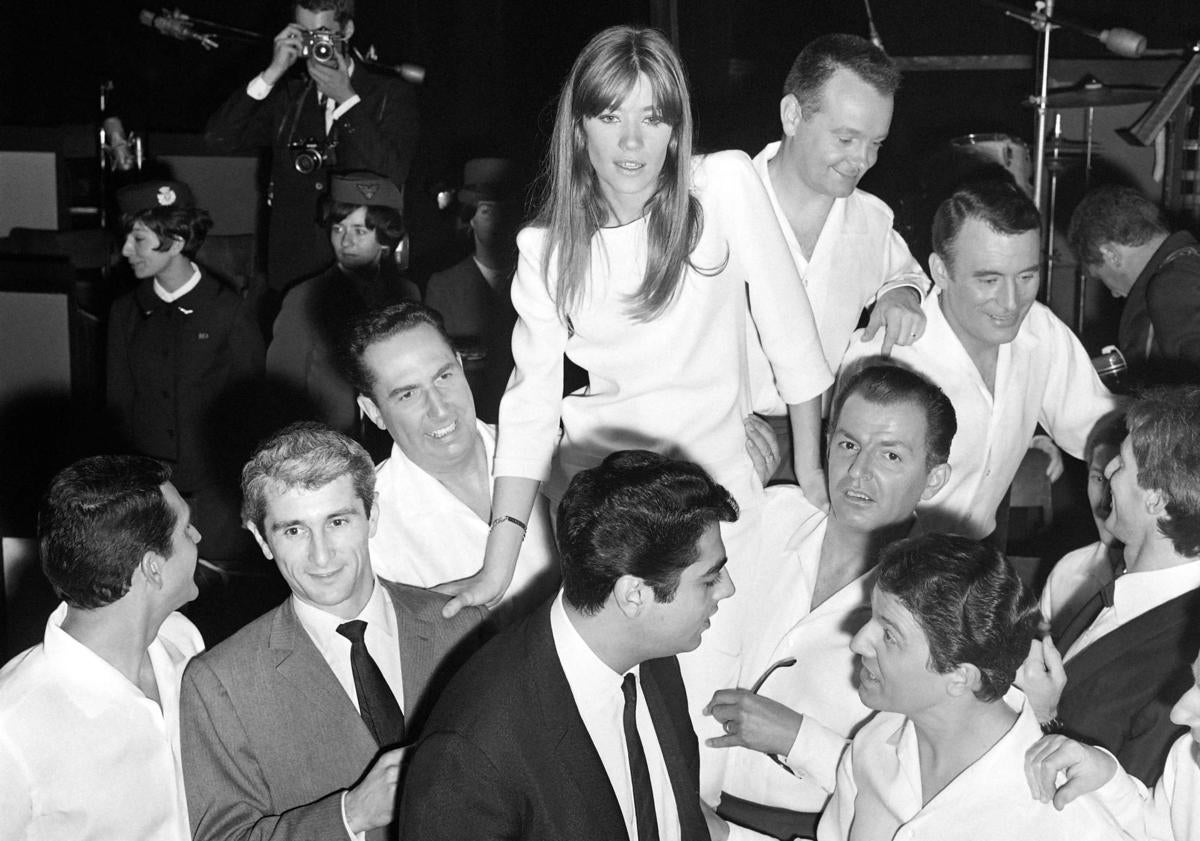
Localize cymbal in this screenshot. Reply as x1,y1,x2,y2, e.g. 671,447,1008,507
1031,80,1158,109
1044,137,1093,155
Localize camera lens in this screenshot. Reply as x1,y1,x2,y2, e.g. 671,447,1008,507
294,151,320,174
313,40,335,63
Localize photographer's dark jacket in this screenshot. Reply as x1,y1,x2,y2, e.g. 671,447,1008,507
206,66,419,292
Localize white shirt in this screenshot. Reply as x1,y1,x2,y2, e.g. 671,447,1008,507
247,66,361,133
291,579,403,841
1096,732,1200,841
291,578,404,718
550,593,682,841
153,262,202,303
370,420,558,619
818,690,1127,841
721,487,875,821
495,150,831,510
0,605,203,841
747,141,929,414
473,256,506,290
841,290,1118,538
1065,559,1200,661
1040,540,1120,628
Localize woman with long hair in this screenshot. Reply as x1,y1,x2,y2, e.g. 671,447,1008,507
443,24,831,614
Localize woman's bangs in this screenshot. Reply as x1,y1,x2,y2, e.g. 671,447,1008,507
640,57,685,126
576,58,640,118
576,55,683,125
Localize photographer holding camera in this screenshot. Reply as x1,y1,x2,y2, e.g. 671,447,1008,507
206,0,418,308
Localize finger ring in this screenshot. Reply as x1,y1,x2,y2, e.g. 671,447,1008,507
724,720,735,735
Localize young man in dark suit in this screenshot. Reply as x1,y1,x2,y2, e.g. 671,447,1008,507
1048,386,1200,785
400,449,739,840
180,422,484,841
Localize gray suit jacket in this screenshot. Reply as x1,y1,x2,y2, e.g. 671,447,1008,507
181,578,484,841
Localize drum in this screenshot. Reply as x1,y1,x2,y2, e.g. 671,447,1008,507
950,133,1034,197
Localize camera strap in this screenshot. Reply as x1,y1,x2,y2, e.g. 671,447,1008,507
278,77,318,149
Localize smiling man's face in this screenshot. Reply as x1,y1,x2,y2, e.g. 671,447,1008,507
932,217,1040,362
357,323,479,476
779,67,893,202
251,474,378,620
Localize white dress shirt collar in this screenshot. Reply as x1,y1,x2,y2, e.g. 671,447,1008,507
1067,558,1200,660
1112,559,1200,623
153,262,202,303
550,590,627,710
819,687,1128,841
291,577,396,664
549,592,681,841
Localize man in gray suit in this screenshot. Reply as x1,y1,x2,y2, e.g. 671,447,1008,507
181,422,484,841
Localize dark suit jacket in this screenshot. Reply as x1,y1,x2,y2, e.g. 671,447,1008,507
206,67,419,291
424,256,516,424
181,579,484,841
399,600,709,840
1057,586,1200,785
1119,231,1200,384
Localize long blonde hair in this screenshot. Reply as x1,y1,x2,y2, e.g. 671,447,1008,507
534,25,704,323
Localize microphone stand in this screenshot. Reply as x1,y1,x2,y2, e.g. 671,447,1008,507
176,14,262,43
979,0,1148,311
1030,0,1052,215
139,9,426,83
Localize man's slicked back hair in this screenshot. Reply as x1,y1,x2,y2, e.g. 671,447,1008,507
931,178,1041,271
40,455,176,609
782,33,900,114
557,450,738,614
341,301,455,397
877,533,1040,702
831,361,956,470
295,0,353,25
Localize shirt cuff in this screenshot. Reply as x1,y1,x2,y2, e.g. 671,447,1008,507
1091,759,1149,835
783,715,849,794
331,94,362,121
339,790,366,841
246,74,275,100
876,278,926,303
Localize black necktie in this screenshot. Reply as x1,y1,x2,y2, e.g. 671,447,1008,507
336,620,405,747
1053,576,1117,655
621,673,660,841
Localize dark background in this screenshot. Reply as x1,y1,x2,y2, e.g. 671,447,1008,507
7,0,1198,195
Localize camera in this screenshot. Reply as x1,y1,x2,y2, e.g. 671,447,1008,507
299,30,343,66
289,138,337,174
